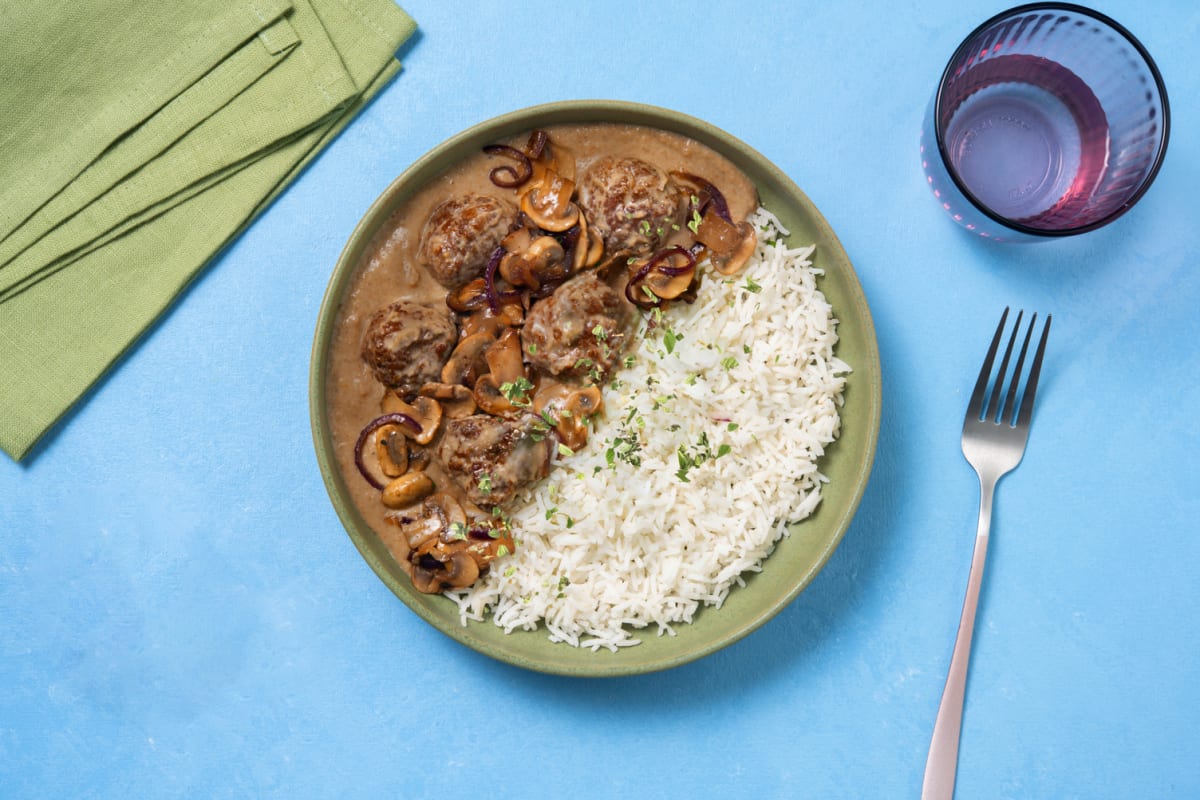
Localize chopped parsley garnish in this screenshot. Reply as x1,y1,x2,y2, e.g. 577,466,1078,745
687,209,702,234
557,443,574,458
663,328,682,354
674,432,731,482
477,473,493,495
742,276,763,293
720,356,738,370
727,422,739,432
592,324,608,340
500,376,534,406
605,423,644,469
448,522,468,540
496,544,511,558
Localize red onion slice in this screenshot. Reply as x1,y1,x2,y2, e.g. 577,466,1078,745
354,413,421,490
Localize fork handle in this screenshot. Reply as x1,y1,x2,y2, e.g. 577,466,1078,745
922,478,995,800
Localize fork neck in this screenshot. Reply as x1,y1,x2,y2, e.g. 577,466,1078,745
975,474,996,540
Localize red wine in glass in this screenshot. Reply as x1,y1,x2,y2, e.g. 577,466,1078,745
941,55,1109,228
922,6,1168,241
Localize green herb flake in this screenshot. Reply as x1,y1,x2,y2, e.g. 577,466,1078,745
742,276,763,293
663,328,681,354
720,356,738,370
496,545,511,558
557,443,574,458
727,422,739,432
592,324,608,340
449,521,468,541
687,209,702,234
477,473,493,495
717,443,732,458
500,376,534,405
504,565,517,577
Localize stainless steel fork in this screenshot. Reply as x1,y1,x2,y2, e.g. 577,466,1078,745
922,308,1052,800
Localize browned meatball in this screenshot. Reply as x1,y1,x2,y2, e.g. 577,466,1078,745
361,301,457,395
417,193,517,289
577,156,684,256
438,414,552,506
521,272,630,383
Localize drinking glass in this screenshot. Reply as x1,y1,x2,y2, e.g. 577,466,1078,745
921,3,1169,242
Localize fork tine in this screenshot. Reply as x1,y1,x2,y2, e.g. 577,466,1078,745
967,307,1009,422
987,310,1023,422
1003,313,1037,426
1015,314,1052,430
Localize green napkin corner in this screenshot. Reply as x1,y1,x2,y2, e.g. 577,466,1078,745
0,0,416,461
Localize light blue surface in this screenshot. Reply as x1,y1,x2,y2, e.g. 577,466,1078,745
2,1,1198,797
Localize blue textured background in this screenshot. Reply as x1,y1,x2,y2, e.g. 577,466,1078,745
3,1,1198,797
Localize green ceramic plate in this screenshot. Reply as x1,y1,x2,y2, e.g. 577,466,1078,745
310,100,881,677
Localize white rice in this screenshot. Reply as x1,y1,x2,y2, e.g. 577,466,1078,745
447,208,849,651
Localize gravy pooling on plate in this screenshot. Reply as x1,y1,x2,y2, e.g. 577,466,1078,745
324,123,759,594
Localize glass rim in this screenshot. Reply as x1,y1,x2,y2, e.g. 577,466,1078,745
933,2,1171,238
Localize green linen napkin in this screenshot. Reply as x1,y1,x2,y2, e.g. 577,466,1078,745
0,0,416,461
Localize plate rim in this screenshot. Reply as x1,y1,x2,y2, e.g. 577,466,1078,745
309,99,882,677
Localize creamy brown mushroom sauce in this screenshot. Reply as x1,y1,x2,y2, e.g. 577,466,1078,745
324,123,757,578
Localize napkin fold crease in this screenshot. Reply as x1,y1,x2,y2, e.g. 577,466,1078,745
0,0,416,461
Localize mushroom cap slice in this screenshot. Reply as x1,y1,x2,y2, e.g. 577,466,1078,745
520,172,580,232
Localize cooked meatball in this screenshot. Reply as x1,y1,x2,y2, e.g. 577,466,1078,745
417,193,517,289
521,272,630,382
361,301,457,395
577,156,684,256
438,414,551,506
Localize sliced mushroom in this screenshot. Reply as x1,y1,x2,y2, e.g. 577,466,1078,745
446,278,490,313
557,386,604,450
460,303,524,338
570,212,604,271
644,263,696,300
401,514,443,551
520,171,580,232
380,393,443,445
443,549,481,589
564,385,603,419
430,492,468,542
710,221,757,275
375,424,409,477
419,382,477,418
382,471,435,509
441,331,495,387
410,558,446,594
531,383,601,451
626,246,697,306
473,373,516,416
464,516,516,566
484,328,526,386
